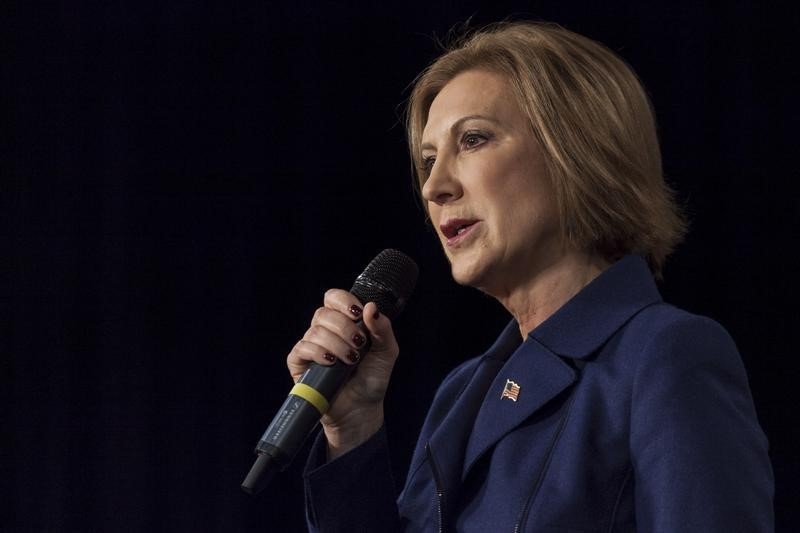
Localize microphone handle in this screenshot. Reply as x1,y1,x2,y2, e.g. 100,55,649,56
241,324,371,494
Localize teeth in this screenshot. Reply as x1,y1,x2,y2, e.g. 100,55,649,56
456,226,467,235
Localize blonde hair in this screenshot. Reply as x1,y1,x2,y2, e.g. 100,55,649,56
406,21,686,277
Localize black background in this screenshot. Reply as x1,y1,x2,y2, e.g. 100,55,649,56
4,1,798,531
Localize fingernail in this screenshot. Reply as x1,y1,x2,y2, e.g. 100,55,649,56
352,333,365,347
347,350,360,363
373,309,380,320
323,353,336,363
349,304,363,317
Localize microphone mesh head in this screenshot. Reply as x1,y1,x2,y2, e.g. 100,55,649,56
350,249,419,320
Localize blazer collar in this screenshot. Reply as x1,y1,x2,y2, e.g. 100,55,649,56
459,255,662,478
528,254,663,360
427,255,662,484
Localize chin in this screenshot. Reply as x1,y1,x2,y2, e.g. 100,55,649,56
449,268,473,287
448,256,490,289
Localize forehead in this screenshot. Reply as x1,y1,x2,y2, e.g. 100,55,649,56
422,69,519,141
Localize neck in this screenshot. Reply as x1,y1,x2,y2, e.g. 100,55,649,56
492,251,610,338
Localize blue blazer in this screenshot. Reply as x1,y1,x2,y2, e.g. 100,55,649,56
304,256,774,532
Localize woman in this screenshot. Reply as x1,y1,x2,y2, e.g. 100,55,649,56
288,22,773,531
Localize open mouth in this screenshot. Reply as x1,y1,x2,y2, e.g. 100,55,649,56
440,218,479,241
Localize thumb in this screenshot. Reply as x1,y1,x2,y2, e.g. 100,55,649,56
362,302,398,356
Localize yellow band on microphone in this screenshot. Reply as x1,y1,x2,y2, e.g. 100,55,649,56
290,383,329,415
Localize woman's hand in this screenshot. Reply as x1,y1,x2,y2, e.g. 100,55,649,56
286,289,400,459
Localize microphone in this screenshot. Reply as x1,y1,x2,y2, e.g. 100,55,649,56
241,249,419,495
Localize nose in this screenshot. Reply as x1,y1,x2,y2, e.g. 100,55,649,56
421,153,461,206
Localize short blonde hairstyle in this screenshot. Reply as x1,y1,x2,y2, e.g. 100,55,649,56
406,21,686,277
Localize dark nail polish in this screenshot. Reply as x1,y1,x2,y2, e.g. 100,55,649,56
352,333,365,347
347,350,360,363
323,352,336,363
349,304,363,317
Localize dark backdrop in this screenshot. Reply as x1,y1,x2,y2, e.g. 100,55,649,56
4,1,798,531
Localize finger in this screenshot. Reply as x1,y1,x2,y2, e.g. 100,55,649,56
302,324,361,365
287,340,343,383
288,339,339,367
311,307,369,352
323,288,366,321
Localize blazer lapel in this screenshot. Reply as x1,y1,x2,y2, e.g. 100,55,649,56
425,256,661,492
426,321,522,502
462,338,577,479
459,255,661,479
426,356,505,505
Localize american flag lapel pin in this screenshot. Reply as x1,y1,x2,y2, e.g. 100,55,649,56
501,379,521,402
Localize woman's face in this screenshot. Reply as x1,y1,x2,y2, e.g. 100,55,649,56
420,69,562,295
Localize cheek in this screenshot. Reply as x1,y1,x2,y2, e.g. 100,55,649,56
427,205,444,237
473,157,530,201
427,203,440,223
496,182,555,237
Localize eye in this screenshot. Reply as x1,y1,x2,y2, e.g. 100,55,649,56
420,155,436,174
460,130,489,150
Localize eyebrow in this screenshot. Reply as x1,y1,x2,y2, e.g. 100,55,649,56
420,114,499,151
